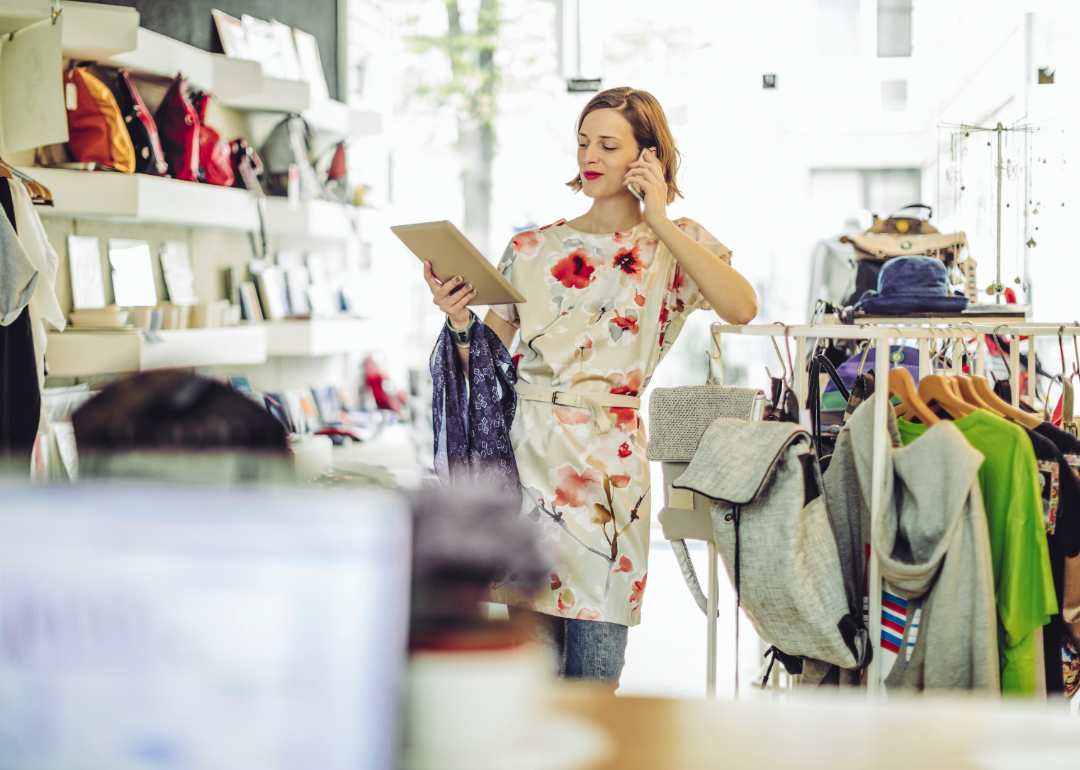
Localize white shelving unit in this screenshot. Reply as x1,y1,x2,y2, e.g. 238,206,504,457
47,326,268,376
62,1,138,60
25,167,366,237
263,198,357,241
55,3,377,125
0,2,137,52
303,99,382,138
265,318,370,357
0,1,51,34
218,76,310,113
25,167,262,229
105,27,261,98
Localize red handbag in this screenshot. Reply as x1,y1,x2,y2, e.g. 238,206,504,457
194,92,234,187
154,74,200,182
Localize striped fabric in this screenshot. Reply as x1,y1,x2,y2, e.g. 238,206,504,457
872,585,921,683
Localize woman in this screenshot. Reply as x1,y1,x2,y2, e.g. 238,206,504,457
423,87,757,686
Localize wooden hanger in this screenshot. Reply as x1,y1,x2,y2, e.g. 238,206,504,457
918,374,976,419
968,374,1041,428
889,367,939,425
954,375,1004,417
0,159,53,205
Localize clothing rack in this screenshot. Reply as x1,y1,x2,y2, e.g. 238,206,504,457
702,321,1080,698
710,324,983,695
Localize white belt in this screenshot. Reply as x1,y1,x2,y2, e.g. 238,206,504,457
515,382,641,434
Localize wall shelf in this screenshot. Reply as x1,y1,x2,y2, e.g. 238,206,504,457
47,326,268,376
0,2,137,52
303,99,382,138
263,198,357,241
62,1,139,61
50,4,381,136
217,76,310,113
265,318,370,357
106,27,261,98
0,1,50,35
25,168,261,230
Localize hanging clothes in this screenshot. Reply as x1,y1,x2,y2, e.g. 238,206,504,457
8,178,65,433
0,181,42,464
1016,425,1080,697
1034,422,1080,696
817,393,999,692
896,411,1056,695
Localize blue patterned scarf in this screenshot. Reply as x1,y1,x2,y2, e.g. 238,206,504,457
430,320,520,501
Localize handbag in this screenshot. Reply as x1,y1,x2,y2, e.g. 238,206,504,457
193,92,235,187
154,74,200,182
840,204,967,307
259,114,323,200
230,138,267,260
62,67,135,172
115,69,167,176
647,349,766,617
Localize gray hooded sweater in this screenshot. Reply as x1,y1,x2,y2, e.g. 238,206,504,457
818,393,1000,693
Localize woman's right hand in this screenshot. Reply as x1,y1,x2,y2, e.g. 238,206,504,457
423,260,475,329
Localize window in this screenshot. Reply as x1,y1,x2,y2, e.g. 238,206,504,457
881,79,907,111
818,0,860,55
877,0,912,57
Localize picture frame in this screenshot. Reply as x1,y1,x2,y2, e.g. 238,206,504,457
211,9,250,60
107,238,158,307
67,235,107,309
160,240,197,306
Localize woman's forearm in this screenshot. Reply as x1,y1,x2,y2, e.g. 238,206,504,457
452,310,517,374
653,219,757,325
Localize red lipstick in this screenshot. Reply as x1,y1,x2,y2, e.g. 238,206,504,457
583,171,602,180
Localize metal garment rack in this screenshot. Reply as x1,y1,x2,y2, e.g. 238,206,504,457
707,323,988,697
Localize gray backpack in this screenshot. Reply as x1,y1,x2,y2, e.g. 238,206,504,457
671,418,871,672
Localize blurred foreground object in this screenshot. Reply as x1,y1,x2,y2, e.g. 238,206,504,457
409,484,549,649
405,486,610,770
553,686,1080,770
72,370,290,482
0,483,410,770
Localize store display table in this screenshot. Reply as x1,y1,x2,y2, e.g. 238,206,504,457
551,685,1080,770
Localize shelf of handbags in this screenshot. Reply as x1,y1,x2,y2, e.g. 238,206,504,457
22,167,362,240
22,166,261,230
5,4,379,134
46,324,268,377
265,317,373,358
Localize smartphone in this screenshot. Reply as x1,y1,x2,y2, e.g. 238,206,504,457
628,148,646,202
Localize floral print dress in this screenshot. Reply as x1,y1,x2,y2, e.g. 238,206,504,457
490,217,732,626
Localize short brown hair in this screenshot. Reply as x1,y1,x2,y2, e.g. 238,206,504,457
567,87,683,204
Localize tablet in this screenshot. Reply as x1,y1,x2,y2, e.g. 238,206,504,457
391,220,527,306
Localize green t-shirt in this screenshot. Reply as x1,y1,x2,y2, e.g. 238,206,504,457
896,410,1056,695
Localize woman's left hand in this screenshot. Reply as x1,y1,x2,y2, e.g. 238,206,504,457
623,147,669,231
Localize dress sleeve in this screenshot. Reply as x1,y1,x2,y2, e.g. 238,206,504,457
488,239,520,329
666,218,733,314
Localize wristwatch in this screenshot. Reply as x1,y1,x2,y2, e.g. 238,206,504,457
447,312,476,347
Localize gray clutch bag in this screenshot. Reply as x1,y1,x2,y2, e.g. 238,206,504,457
647,385,766,462
647,350,765,617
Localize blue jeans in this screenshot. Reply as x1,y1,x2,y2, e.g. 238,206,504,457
508,607,628,687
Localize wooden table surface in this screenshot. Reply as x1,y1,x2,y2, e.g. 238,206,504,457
551,686,1080,770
